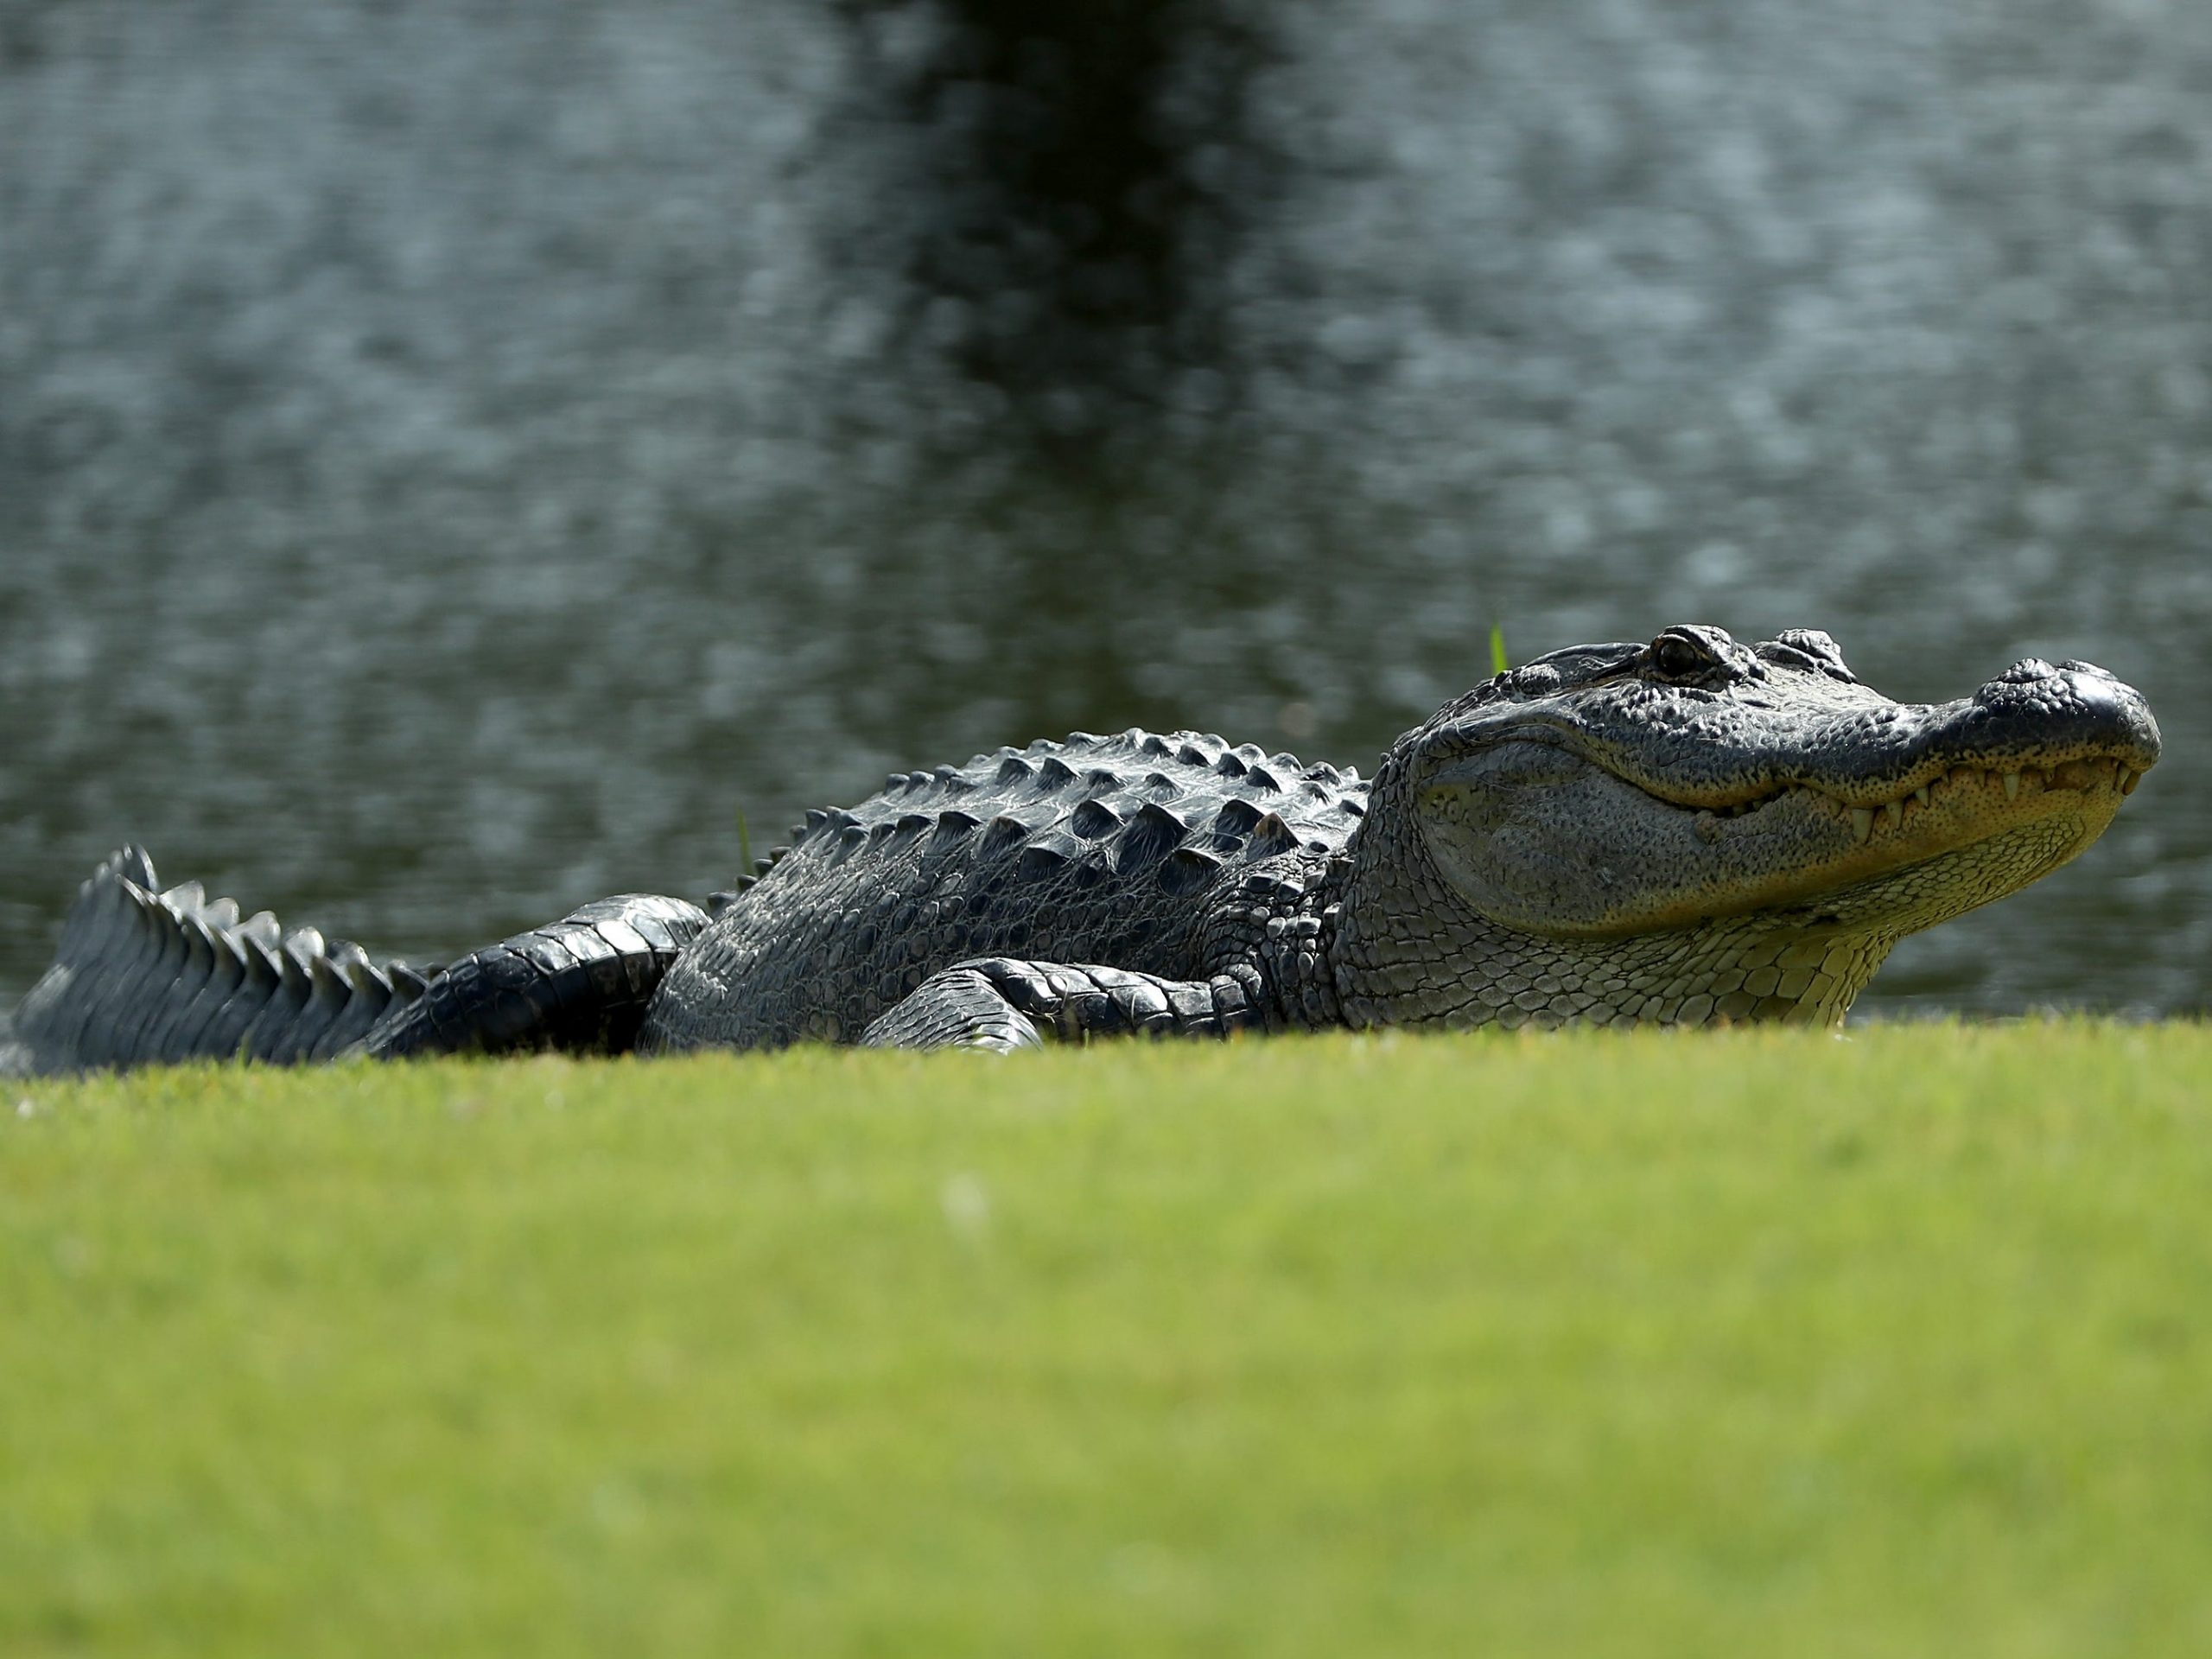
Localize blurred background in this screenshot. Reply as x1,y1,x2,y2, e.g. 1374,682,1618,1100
2,0,2206,1020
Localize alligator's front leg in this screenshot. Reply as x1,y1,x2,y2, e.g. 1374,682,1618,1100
859,957,1272,1053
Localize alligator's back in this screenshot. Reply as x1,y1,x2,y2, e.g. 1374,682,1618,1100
640,729,1368,1052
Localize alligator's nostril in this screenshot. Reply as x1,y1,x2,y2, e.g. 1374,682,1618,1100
1998,658,2059,684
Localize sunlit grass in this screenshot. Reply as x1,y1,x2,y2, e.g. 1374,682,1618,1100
4,1023,2210,1657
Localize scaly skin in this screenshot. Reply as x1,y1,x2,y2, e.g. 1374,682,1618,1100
2,625,2161,1073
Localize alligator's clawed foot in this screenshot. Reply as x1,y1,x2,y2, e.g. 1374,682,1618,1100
859,957,1265,1052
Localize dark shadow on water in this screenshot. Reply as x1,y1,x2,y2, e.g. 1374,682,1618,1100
833,0,1281,469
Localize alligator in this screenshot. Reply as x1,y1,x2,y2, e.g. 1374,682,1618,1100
0,625,2160,1077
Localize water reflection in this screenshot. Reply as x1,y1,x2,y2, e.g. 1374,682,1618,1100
1,0,2206,1019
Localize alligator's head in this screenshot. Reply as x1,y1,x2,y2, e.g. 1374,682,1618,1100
1335,624,2158,1028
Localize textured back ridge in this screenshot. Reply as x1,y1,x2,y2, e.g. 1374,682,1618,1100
10,847,433,1074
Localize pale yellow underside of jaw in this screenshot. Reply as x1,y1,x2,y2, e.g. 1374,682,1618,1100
1617,761,2133,936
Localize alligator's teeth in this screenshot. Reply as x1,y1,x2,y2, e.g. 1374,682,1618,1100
2120,769,2140,796
2003,772,2021,802
1883,800,1903,829
1913,785,1930,807
1851,807,1874,844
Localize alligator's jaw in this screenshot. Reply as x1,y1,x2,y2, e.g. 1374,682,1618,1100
1408,741,2143,950
1617,752,2138,936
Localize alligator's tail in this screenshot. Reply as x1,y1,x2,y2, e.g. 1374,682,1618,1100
4,847,433,1077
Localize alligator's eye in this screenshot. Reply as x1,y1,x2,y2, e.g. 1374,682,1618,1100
1649,630,1718,679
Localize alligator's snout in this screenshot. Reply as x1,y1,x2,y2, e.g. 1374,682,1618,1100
1967,658,2161,776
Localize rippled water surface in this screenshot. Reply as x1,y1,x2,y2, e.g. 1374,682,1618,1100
3,0,2208,1020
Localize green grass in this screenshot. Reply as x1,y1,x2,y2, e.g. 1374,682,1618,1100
4,1024,2211,1657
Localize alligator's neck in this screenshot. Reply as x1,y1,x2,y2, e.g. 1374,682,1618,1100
1328,779,1901,1030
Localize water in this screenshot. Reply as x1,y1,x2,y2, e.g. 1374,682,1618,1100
3,0,2208,1021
